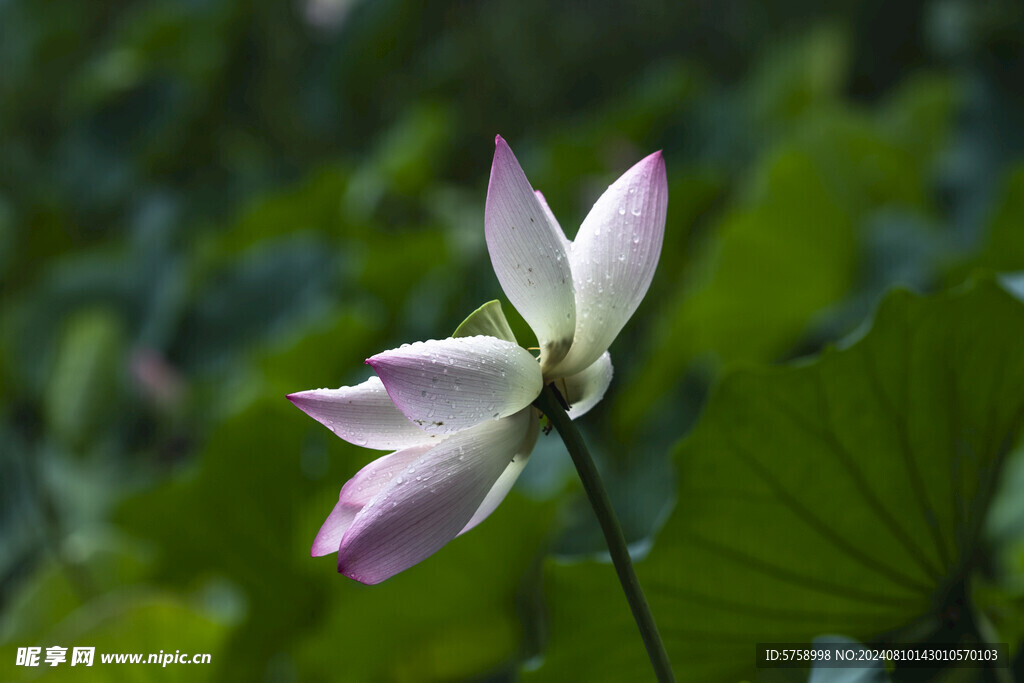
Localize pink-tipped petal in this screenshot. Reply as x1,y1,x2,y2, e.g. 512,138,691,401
486,137,575,371
336,410,532,584
562,352,613,420
367,336,542,435
287,376,439,450
553,151,667,377
311,444,434,556
311,501,358,557
459,407,540,535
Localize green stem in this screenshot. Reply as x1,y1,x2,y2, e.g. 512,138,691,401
534,384,675,683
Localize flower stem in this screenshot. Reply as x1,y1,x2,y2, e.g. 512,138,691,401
534,384,675,682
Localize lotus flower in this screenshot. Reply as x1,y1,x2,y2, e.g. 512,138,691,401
288,136,666,583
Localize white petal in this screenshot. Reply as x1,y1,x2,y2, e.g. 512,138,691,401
561,352,613,420
367,336,542,435
553,151,667,377
336,410,532,584
535,190,571,254
310,444,433,556
486,136,575,370
459,407,540,535
288,376,440,450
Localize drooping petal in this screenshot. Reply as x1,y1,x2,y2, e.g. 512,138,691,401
485,136,575,370
310,501,358,558
336,410,532,584
552,151,667,378
287,376,439,450
459,407,540,535
366,336,542,435
561,352,613,420
311,444,433,556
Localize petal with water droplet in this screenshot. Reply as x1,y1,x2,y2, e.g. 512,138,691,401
287,376,439,450
367,336,542,435
486,136,575,371
335,410,531,583
458,407,540,535
553,151,667,377
311,443,434,556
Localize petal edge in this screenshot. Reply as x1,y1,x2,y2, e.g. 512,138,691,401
486,137,575,370
367,336,542,435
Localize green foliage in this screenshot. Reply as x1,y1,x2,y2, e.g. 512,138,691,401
614,59,959,442
0,543,230,683
617,146,859,435
453,300,518,342
45,308,126,448
979,165,1024,271
533,281,1024,680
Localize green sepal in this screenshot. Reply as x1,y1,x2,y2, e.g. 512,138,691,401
453,300,517,343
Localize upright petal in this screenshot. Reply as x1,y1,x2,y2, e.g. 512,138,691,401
367,336,542,435
535,190,571,254
287,376,440,450
561,352,613,420
485,136,575,370
337,410,532,584
459,407,540,535
311,444,434,556
553,151,667,378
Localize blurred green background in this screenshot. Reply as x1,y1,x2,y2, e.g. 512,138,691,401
3,0,1024,681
